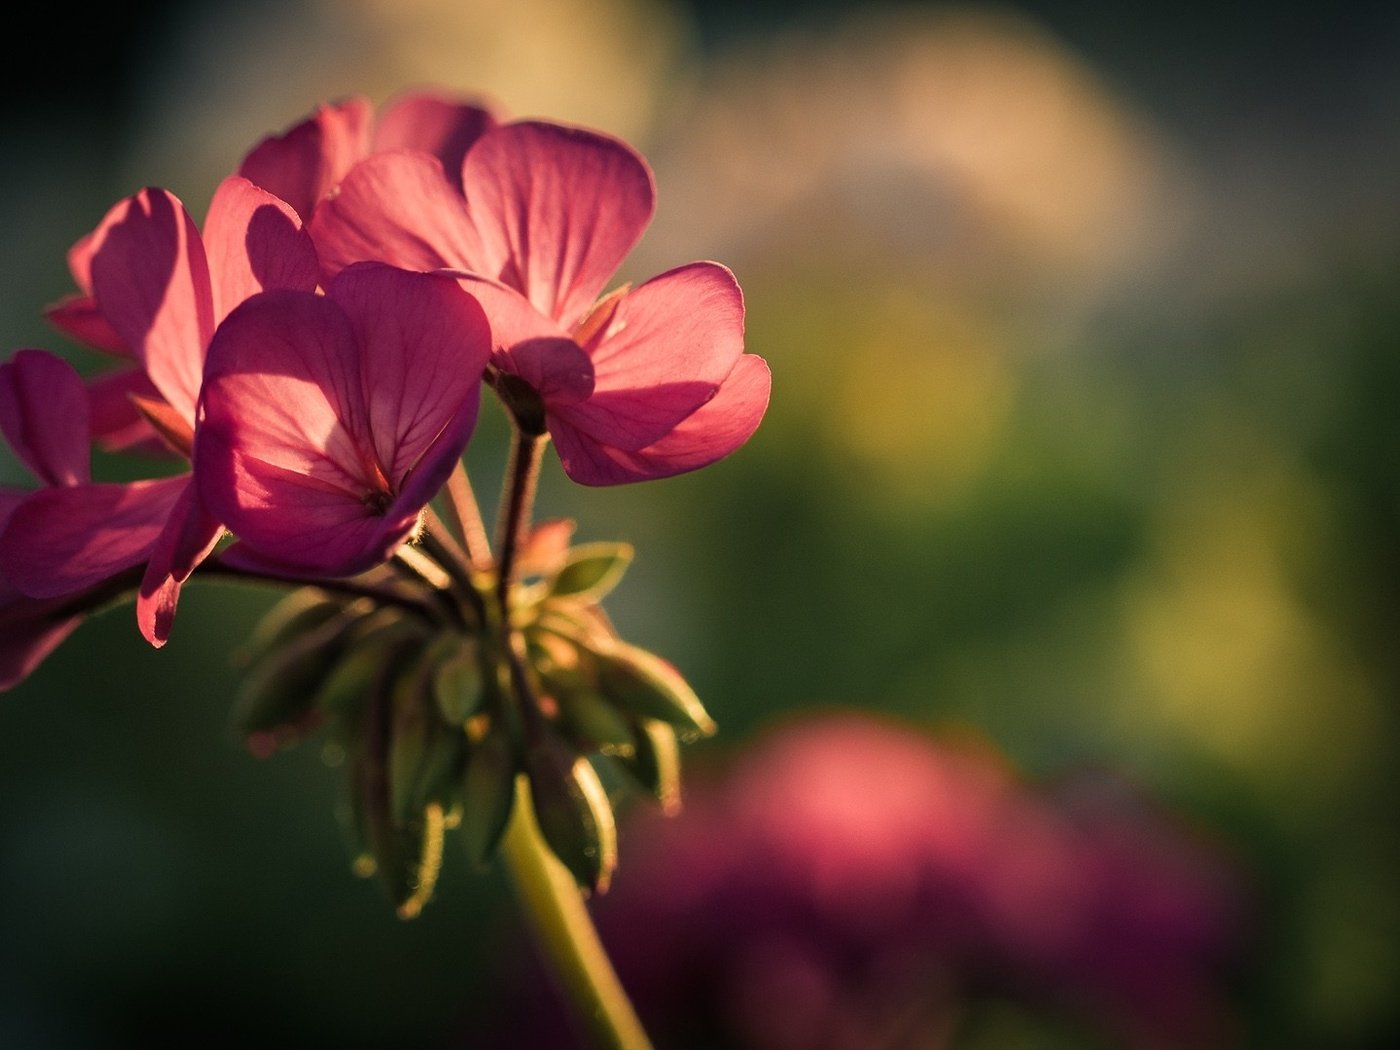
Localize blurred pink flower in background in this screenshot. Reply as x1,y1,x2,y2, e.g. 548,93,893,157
499,712,1246,1049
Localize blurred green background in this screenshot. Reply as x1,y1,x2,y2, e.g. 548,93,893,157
2,0,1398,1045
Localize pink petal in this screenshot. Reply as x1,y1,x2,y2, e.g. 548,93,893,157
0,590,82,691
309,151,482,281
45,293,129,355
0,349,91,486
0,475,188,598
199,291,371,498
460,122,655,329
202,175,321,324
326,264,490,492
373,92,499,194
238,97,374,221
551,262,744,450
552,355,770,485
448,272,593,405
87,367,172,455
199,283,484,577
136,481,224,646
90,189,214,425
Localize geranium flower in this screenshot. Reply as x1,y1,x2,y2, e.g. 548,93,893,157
238,91,499,223
309,119,770,485
194,263,491,577
0,177,320,644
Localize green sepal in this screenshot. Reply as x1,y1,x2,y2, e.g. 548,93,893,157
615,718,682,815
548,542,634,602
592,642,717,738
459,731,517,868
313,614,423,723
525,739,618,895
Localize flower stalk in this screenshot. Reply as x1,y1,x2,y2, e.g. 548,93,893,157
501,781,653,1050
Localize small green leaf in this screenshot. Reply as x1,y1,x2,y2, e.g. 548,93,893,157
549,542,634,601
593,642,716,738
526,740,618,895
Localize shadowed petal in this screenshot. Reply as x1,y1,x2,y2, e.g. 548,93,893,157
447,272,593,405
239,97,374,221
309,151,483,281
461,121,655,329
136,482,225,646
87,367,171,455
0,476,188,598
327,264,490,488
90,189,214,425
0,350,90,487
199,290,371,496
203,176,321,324
552,355,770,485
45,293,128,355
551,262,744,450
374,92,499,194
0,595,81,691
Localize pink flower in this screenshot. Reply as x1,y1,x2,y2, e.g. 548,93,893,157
194,264,491,577
0,177,320,645
309,119,770,485
238,91,499,223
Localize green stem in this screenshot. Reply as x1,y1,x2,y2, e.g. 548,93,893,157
501,783,652,1050
494,429,544,616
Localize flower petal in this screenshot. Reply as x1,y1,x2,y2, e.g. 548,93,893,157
238,97,374,221
0,475,188,598
551,262,744,450
89,188,214,425
309,151,483,281
373,92,499,194
44,293,129,355
136,481,224,647
326,263,491,490
87,367,172,455
0,589,82,691
202,175,321,324
552,355,770,485
0,349,91,486
198,290,372,501
460,121,655,329
448,272,593,405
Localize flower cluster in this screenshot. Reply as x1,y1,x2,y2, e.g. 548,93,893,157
0,90,769,911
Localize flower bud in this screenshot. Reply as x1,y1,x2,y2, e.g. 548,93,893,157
459,730,518,868
615,718,683,816
591,642,716,739
525,739,617,895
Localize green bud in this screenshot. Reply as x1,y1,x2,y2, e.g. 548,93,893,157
458,731,517,868
345,648,446,918
233,604,381,755
615,719,683,816
235,588,348,668
388,657,465,826
525,740,618,895
313,614,423,722
556,689,637,756
429,636,485,725
549,542,634,602
592,642,717,739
